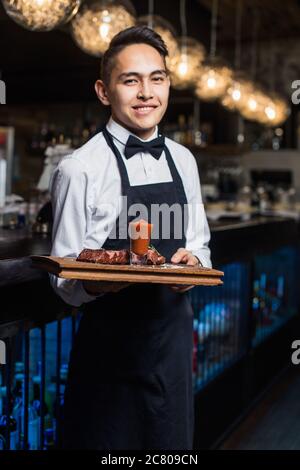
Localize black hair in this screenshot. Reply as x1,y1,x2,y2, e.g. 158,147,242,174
101,25,169,85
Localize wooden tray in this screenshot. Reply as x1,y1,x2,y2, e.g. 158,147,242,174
31,256,224,286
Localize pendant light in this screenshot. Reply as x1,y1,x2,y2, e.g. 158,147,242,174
168,0,205,89
137,0,179,67
260,42,290,127
195,0,232,101
221,0,253,112
2,0,81,31
71,0,136,57
239,10,269,123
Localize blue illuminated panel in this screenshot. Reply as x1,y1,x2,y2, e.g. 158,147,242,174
190,262,249,393
251,246,299,347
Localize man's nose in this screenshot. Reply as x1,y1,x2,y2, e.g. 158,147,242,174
137,80,154,99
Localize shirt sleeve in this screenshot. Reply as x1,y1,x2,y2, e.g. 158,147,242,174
184,152,212,268
49,157,98,307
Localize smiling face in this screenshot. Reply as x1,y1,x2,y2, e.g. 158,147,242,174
95,43,170,139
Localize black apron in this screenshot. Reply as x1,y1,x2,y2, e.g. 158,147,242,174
61,127,195,450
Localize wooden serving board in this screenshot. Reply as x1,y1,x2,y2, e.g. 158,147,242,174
31,256,224,286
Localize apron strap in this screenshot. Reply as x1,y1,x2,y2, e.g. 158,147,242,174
163,145,188,208
102,126,131,192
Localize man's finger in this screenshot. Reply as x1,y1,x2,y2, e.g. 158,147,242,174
187,256,199,266
171,249,188,263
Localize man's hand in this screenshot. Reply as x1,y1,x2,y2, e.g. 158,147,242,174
83,280,131,295
169,248,201,293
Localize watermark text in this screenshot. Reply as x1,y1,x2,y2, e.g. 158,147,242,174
0,340,5,365
291,340,300,365
0,80,5,104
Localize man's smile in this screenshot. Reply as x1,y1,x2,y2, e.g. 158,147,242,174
131,104,159,115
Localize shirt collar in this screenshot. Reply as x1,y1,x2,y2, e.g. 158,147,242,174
106,116,158,146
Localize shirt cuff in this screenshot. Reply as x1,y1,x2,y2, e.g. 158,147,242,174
77,280,102,303
194,256,203,266
191,251,212,269
49,274,102,307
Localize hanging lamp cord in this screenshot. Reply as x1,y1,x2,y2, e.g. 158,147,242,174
269,39,275,93
148,0,154,29
180,0,188,55
235,0,243,70
210,0,218,61
250,9,259,80
180,0,188,37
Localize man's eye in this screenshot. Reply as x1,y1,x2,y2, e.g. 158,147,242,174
152,76,164,82
124,79,137,84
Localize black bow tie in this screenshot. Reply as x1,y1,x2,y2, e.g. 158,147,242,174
124,134,165,160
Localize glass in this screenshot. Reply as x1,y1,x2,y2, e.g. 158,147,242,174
129,219,153,265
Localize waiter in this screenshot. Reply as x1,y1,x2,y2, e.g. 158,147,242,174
49,25,211,450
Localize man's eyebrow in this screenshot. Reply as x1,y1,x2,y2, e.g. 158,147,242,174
117,69,168,80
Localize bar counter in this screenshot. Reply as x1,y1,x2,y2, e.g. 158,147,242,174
0,215,299,450
0,215,297,323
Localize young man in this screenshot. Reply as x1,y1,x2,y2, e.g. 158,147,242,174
50,26,211,450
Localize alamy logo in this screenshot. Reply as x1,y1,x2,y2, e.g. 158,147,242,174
0,340,5,365
291,340,300,365
291,80,300,105
0,80,5,104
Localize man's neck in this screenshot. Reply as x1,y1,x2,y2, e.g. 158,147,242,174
111,115,157,140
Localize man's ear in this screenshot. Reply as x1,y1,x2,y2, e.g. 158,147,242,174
95,79,110,106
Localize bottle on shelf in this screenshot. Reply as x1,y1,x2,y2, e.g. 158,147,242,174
39,122,49,151
252,279,261,336
32,374,50,420
1,362,21,449
257,185,270,212
174,114,187,145
71,122,82,148
81,127,90,146
186,115,195,146
17,203,28,228
0,415,18,450
0,434,4,450
44,428,55,450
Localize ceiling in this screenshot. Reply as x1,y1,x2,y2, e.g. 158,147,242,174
197,0,300,43
1,0,300,102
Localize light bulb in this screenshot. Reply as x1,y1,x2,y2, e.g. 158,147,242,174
195,61,232,102
99,22,110,38
207,76,217,89
265,106,276,120
248,97,257,111
168,36,206,89
2,0,81,31
221,74,257,112
178,56,188,77
232,88,241,101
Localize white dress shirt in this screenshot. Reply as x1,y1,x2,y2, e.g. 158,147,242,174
49,117,212,307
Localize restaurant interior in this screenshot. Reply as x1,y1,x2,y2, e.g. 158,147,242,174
1,0,300,453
